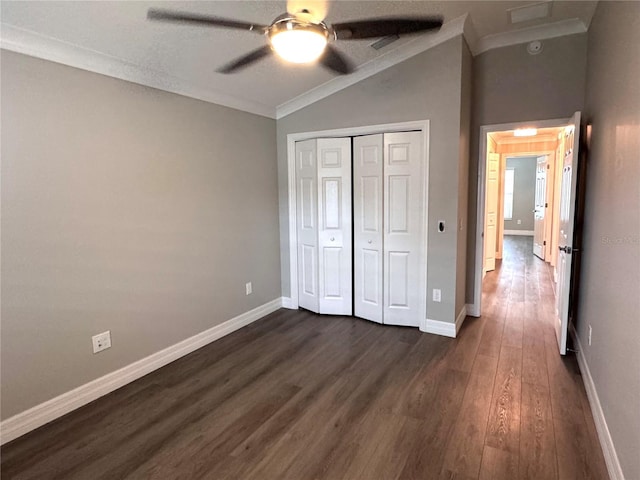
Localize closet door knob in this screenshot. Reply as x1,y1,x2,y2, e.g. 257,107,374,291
368,240,373,244
330,237,335,242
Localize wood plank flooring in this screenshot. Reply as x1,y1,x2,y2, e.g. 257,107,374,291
1,236,609,479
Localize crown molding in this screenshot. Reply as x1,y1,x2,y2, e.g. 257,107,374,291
1,15,588,121
275,14,468,119
472,18,588,56
0,23,277,119
275,15,590,118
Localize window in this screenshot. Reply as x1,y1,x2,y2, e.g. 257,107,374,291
504,168,515,220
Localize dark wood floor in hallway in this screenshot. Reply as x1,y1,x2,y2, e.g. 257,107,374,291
1,236,608,480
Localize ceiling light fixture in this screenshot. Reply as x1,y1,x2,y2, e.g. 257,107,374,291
268,17,329,64
513,128,538,137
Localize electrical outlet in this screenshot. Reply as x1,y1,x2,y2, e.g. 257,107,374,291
245,282,252,295
92,331,111,354
517,219,522,225
588,325,592,346
432,289,441,303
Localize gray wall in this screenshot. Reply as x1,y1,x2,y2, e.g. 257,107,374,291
278,36,466,324
466,33,588,303
504,156,536,232
1,51,281,419
579,2,640,478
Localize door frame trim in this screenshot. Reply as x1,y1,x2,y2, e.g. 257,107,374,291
472,117,569,317
287,120,430,328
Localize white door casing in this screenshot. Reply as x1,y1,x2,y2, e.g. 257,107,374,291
383,131,424,327
484,153,500,273
353,134,384,323
555,112,581,355
296,139,319,313
317,138,353,315
473,118,575,319
533,155,547,259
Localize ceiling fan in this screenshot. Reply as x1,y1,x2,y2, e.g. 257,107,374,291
147,7,443,75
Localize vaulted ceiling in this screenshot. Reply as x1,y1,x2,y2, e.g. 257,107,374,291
1,1,597,118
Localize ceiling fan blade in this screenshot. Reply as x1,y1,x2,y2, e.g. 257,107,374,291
332,16,443,40
147,8,267,33
217,45,273,74
319,45,354,75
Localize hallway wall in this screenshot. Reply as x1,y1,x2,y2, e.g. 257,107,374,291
578,2,640,478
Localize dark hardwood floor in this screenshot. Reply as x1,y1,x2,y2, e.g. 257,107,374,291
1,236,609,479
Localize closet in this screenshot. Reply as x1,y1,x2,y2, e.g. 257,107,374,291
295,131,425,327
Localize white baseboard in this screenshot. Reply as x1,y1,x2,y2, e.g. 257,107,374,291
281,297,297,309
423,306,467,338
466,302,480,318
423,318,456,337
570,326,624,480
455,306,467,334
504,230,534,236
0,297,285,445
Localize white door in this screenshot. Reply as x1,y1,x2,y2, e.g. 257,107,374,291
555,112,582,355
383,131,424,327
533,155,547,259
484,153,500,273
296,139,319,313
317,138,352,315
353,134,384,323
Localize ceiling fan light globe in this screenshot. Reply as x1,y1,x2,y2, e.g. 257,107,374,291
269,22,328,64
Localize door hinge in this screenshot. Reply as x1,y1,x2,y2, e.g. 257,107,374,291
547,164,550,169
545,202,548,208
543,241,546,246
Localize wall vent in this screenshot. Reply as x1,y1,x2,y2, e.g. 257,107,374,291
508,1,552,24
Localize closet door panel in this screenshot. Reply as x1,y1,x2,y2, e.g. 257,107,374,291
317,138,352,315
354,134,384,323
296,139,319,313
383,131,423,327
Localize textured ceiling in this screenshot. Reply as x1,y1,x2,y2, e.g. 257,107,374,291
1,1,597,114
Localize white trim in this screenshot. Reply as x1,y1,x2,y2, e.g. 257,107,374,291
276,15,467,119
281,297,296,309
0,23,276,119
455,305,467,334
472,18,588,56
0,298,284,445
287,121,429,324
570,326,625,480
466,302,480,318
2,15,587,121
423,319,456,338
504,229,534,236
474,117,571,326
422,306,466,338
276,15,589,118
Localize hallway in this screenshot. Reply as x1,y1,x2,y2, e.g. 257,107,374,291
474,234,608,479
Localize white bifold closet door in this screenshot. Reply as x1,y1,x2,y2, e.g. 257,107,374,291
296,137,352,315
354,132,424,327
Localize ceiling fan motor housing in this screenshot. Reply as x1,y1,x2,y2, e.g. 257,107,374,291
267,15,331,63
268,15,331,41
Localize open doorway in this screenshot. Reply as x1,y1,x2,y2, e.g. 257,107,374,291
482,126,564,276
474,114,583,355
